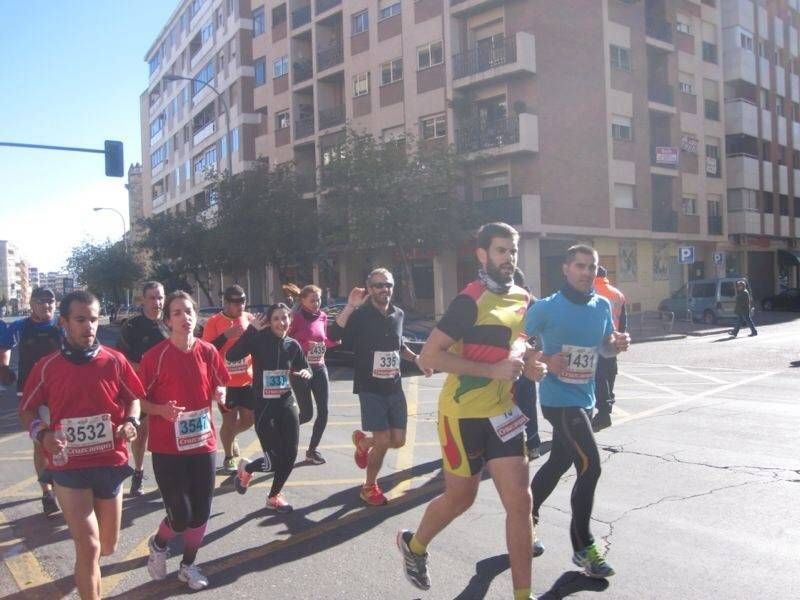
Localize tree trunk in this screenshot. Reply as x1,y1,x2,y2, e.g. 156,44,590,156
397,246,417,310
192,269,214,305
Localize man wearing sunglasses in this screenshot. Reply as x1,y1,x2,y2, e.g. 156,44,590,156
1,287,62,515
330,268,431,506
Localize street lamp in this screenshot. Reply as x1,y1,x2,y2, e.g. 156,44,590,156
164,74,232,175
94,206,130,306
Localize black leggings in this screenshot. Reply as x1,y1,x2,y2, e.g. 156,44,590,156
247,397,299,498
152,452,216,531
292,366,329,450
531,406,601,552
595,356,618,414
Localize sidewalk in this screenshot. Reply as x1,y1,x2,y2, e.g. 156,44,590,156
629,309,798,343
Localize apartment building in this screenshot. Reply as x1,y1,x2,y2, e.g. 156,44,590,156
28,267,40,289
0,241,20,305
722,0,800,298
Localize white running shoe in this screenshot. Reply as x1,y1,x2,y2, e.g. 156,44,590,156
178,562,209,590
147,536,169,580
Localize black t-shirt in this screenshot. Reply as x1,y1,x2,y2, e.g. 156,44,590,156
117,314,169,364
329,302,405,395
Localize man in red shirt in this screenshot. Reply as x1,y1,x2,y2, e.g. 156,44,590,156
20,290,143,600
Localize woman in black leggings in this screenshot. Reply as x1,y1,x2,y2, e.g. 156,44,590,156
227,303,311,513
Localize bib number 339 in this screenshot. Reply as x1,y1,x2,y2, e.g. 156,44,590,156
263,370,290,398
372,351,400,379
174,408,212,452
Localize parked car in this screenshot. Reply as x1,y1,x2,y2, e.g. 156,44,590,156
114,305,139,326
657,277,753,324
761,288,800,311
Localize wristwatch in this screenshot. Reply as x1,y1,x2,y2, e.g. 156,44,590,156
123,416,141,430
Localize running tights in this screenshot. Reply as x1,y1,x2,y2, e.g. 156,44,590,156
247,397,299,498
531,406,601,552
292,366,329,450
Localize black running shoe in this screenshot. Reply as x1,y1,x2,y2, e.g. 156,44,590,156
129,470,145,497
42,491,59,516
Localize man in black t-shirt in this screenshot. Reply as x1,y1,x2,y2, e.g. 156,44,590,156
329,268,431,506
117,281,168,496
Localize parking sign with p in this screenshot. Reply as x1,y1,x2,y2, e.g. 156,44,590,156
679,246,695,264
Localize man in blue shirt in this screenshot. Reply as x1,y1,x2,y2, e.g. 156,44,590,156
0,287,62,515
524,245,629,579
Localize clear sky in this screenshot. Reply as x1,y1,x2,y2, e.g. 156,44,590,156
0,0,176,272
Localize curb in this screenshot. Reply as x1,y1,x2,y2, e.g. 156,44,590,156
632,334,687,343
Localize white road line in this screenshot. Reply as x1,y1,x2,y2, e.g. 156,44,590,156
666,365,728,384
621,361,766,373
617,371,683,397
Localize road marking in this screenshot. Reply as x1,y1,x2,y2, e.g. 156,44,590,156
0,433,26,446
622,361,765,373
387,378,418,500
101,533,152,595
0,476,40,499
612,405,631,417
617,371,683,397
666,365,728,384
0,511,60,597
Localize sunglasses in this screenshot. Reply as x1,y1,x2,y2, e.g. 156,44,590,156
370,282,393,290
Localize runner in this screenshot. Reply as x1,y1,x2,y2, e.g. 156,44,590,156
228,303,311,513
201,285,255,473
116,281,168,496
19,290,143,600
591,266,627,431
139,291,230,590
0,287,62,515
397,223,546,600
513,267,542,459
287,284,338,465
329,268,431,506
524,244,629,578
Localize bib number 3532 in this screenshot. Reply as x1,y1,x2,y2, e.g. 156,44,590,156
372,351,400,379
174,408,212,452
61,413,113,456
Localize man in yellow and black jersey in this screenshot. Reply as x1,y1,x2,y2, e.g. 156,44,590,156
396,223,547,600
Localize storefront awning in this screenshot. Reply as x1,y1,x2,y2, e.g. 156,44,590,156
778,249,800,266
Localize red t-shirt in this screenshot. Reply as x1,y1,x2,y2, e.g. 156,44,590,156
139,338,230,455
20,346,145,471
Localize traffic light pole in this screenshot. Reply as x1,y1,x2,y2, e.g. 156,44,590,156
0,140,124,177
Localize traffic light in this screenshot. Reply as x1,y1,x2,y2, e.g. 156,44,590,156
104,140,124,177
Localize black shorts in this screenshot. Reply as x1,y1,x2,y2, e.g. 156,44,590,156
52,465,134,499
226,386,255,410
438,413,526,478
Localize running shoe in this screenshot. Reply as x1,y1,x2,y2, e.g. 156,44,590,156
222,456,237,473
129,470,145,497
41,490,59,516
396,530,431,590
572,543,615,578
527,446,541,460
360,483,388,506
265,493,293,513
147,536,169,580
533,537,545,557
305,449,326,465
178,562,209,590
352,430,369,469
591,412,612,433
232,439,240,458
235,458,252,495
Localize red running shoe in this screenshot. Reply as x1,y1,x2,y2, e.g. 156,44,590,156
360,483,388,506
352,430,369,469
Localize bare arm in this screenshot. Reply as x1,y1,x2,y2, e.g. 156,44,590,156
418,328,523,381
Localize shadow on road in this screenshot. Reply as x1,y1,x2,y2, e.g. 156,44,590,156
454,554,510,599
538,570,610,599
710,335,737,343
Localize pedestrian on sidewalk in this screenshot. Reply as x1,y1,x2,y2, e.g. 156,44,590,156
592,266,627,432
730,280,757,338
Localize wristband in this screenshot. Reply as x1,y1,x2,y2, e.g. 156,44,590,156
29,419,47,442
123,416,141,430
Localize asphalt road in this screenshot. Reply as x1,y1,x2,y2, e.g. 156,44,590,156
0,314,798,599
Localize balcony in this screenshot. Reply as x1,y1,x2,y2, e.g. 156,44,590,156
708,215,723,235
315,0,341,15
293,59,313,84
452,31,536,90
316,44,343,72
648,81,675,107
150,128,164,146
727,155,760,189
193,120,216,145
192,83,214,107
455,113,538,158
723,47,757,85
291,5,311,28
152,193,167,210
318,104,345,129
725,98,758,137
645,19,674,45
652,209,678,232
728,211,761,235
190,39,213,71
475,196,522,225
295,117,315,139
449,0,505,17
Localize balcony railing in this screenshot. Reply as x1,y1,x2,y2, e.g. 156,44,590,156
648,81,674,106
646,19,674,44
455,116,520,154
193,120,216,145
291,5,311,28
708,215,723,235
293,59,313,83
476,196,522,225
652,209,678,232
315,0,341,14
318,105,346,129
453,36,517,80
704,99,720,121
295,117,315,139
316,44,344,71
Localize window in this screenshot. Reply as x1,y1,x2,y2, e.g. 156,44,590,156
417,41,443,70
254,57,266,86
378,1,401,21
191,0,205,17
201,21,213,44
676,15,692,35
706,137,721,176
727,188,758,212
679,72,695,94
762,139,771,157
231,128,239,152
776,95,785,116
614,183,635,209
421,114,446,139
273,4,286,25
275,110,290,129
150,144,167,169
611,115,633,141
793,102,800,122
702,41,718,63
479,174,509,200
610,45,631,71
380,58,403,85
701,21,717,63
704,79,720,120
353,72,369,97
193,60,216,95
150,114,166,138
761,89,770,110
681,195,697,215
149,54,161,75
758,40,767,58
273,56,289,78
352,10,368,35
194,145,218,173
740,31,753,51
708,196,721,217
252,7,265,36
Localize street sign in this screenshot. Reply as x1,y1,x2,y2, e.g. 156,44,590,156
713,251,724,265
679,246,695,264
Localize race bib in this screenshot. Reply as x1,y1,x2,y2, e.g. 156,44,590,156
262,370,290,398
61,413,114,457
225,357,248,374
306,342,326,365
372,351,400,379
558,345,598,384
174,408,212,452
489,406,529,443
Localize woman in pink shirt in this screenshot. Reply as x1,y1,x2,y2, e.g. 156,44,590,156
288,285,337,464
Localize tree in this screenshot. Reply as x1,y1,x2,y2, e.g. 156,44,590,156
319,130,476,307
66,241,143,303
